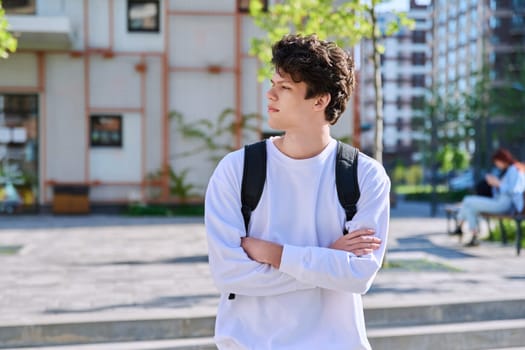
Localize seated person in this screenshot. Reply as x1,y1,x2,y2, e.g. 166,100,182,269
453,148,525,247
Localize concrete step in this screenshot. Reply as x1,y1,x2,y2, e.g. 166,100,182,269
3,320,525,350
1,337,216,350
365,298,525,328
2,299,524,349
0,316,215,349
368,319,525,350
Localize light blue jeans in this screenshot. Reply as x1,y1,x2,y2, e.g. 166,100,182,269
457,194,513,231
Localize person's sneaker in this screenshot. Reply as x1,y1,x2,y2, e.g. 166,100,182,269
464,237,480,247
450,226,463,236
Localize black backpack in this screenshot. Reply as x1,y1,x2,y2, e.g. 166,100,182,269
229,140,360,300
241,140,360,234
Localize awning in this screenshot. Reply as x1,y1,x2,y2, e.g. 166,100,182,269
6,15,73,50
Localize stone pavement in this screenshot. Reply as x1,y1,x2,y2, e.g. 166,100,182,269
0,200,524,348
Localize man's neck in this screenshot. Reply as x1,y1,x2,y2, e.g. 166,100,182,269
274,126,332,159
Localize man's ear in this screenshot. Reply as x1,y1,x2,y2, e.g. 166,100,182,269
313,93,331,111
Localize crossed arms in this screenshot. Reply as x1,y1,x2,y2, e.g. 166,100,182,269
241,228,380,269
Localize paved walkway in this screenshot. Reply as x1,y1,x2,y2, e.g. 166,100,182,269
0,200,524,327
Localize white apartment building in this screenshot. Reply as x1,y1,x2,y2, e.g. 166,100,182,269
0,0,355,213
359,0,431,166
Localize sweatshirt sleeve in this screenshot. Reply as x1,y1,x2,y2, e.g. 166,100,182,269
205,151,315,297
499,165,523,194
279,155,391,294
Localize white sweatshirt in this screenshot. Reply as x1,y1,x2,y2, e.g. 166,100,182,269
205,138,390,350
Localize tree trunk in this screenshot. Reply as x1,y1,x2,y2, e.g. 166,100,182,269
370,6,383,163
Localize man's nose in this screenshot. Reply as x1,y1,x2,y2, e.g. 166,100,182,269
266,87,277,100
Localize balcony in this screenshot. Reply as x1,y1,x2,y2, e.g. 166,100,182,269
6,15,73,50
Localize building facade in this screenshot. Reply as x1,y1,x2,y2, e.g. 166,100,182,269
432,0,525,161
0,0,355,213
432,0,486,99
359,0,432,167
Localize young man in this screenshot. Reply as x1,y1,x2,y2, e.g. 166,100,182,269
205,34,390,349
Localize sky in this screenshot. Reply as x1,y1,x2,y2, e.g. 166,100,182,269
376,0,432,12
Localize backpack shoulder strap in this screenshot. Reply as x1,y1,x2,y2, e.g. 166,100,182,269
335,141,360,230
241,140,267,235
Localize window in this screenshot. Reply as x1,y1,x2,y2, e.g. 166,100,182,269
2,0,36,14
412,30,426,43
411,96,425,110
514,0,525,10
238,0,268,13
448,18,457,34
90,115,123,147
396,96,403,110
459,30,467,46
448,66,456,81
128,0,160,33
448,50,456,66
412,52,426,66
0,94,39,212
411,74,425,88
396,117,403,131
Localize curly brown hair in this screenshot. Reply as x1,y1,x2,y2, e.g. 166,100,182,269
271,34,355,125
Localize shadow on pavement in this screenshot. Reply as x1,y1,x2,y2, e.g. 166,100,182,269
0,215,204,231
86,255,210,266
389,234,475,259
43,294,220,315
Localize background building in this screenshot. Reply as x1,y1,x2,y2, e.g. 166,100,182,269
432,0,525,165
359,0,432,168
0,0,354,213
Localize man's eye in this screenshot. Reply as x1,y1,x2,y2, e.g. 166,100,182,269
281,86,291,90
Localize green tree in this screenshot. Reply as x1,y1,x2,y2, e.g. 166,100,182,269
414,92,468,174
437,145,469,174
491,57,525,151
392,162,406,185
462,67,494,176
248,0,414,162
413,91,470,214
0,2,17,58
405,164,423,186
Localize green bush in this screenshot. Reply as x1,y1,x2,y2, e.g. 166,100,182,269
487,219,525,244
392,164,406,185
403,189,470,202
405,165,423,186
126,203,204,217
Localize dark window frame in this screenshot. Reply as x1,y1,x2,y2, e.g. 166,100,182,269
238,0,268,13
90,115,123,148
412,30,426,43
127,0,160,33
411,74,426,88
2,0,36,15
411,52,426,66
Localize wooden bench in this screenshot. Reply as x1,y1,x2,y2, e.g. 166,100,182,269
445,193,525,256
480,210,524,256
444,203,462,236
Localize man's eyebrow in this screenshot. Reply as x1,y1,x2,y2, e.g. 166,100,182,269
271,79,294,85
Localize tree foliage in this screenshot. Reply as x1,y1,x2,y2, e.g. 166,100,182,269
0,3,17,59
249,0,413,80
490,58,525,148
437,145,469,174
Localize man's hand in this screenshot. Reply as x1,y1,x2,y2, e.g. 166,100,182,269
241,237,283,269
330,228,381,256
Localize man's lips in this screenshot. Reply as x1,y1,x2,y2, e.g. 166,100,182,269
268,107,279,113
